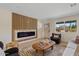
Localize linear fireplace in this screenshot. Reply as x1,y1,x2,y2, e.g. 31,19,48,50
15,30,37,41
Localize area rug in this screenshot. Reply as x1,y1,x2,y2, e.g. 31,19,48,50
19,44,66,56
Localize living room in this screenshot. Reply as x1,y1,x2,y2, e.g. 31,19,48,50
0,3,79,56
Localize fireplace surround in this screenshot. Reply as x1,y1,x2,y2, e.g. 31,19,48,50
15,30,37,41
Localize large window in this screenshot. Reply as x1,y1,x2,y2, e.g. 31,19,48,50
56,20,77,32
65,20,77,32
56,22,64,32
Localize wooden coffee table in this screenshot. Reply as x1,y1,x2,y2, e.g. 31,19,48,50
32,42,53,55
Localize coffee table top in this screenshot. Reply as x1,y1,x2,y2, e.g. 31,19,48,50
32,42,53,50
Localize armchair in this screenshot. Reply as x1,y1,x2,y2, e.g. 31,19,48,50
0,41,19,56
50,33,61,44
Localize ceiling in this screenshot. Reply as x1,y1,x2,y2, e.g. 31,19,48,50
0,3,79,20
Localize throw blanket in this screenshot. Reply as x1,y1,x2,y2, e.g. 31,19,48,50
63,40,77,56
0,48,5,56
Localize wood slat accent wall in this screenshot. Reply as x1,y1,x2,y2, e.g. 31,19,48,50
12,13,37,41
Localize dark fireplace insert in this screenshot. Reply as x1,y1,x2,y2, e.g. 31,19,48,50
17,31,35,38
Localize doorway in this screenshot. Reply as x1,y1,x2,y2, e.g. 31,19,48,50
44,23,50,39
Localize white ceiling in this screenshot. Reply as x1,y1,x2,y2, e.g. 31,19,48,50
0,3,79,19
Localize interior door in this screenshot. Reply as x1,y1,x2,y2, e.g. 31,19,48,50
44,23,50,39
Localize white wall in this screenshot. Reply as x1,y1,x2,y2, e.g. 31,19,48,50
47,15,79,42
0,7,12,49
37,20,45,39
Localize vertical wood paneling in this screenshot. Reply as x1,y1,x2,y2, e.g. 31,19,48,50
12,13,37,41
